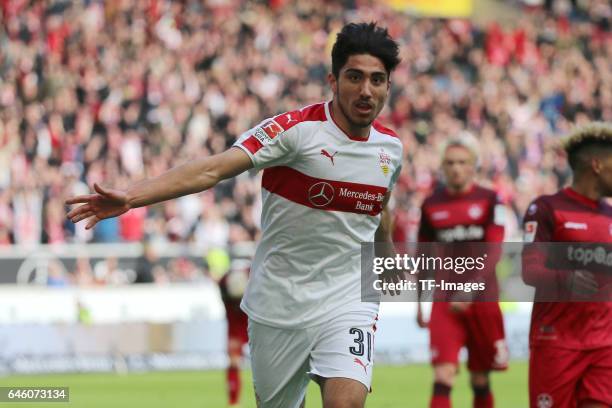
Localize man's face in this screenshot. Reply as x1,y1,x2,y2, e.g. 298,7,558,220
329,54,389,132
442,145,476,191
595,150,612,197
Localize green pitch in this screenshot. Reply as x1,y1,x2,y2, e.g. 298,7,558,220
1,362,528,407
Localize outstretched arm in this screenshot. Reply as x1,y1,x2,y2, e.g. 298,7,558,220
66,147,253,229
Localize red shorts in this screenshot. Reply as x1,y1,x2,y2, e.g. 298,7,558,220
227,308,249,346
429,302,508,371
529,345,612,408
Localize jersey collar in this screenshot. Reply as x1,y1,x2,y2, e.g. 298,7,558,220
562,187,599,210
444,183,476,198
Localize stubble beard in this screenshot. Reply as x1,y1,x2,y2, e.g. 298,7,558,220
336,87,375,129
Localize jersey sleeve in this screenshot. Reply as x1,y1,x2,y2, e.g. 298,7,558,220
418,201,435,243
521,197,560,287
388,163,402,191
233,114,300,171
522,198,555,243
484,194,505,243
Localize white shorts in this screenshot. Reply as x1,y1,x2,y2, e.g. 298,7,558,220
248,310,378,408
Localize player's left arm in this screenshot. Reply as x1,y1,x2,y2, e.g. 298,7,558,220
375,159,402,245
374,193,403,296
374,154,404,295
374,193,393,245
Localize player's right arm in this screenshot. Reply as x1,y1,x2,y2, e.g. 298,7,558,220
66,147,253,229
521,198,598,297
67,111,301,230
521,198,558,287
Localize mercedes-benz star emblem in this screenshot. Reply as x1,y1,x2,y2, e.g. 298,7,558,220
308,182,334,207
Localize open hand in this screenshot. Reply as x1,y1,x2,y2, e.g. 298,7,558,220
65,183,131,229
380,269,405,296
566,269,599,297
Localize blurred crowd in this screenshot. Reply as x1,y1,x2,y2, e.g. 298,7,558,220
0,0,610,267
44,250,211,287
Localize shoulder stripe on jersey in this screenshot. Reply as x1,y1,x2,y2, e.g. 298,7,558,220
242,135,263,154
241,117,286,154
273,102,327,132
262,166,387,216
300,102,327,122
241,103,328,154
372,121,399,139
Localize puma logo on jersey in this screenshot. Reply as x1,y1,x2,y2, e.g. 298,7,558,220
321,149,338,165
353,357,368,374
285,113,297,124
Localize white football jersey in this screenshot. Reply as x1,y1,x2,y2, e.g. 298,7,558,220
233,101,403,328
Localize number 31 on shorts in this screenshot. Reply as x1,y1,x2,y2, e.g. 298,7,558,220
349,328,372,362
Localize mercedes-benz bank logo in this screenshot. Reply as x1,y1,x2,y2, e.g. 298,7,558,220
308,182,334,207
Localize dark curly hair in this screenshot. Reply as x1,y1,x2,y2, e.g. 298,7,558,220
563,122,612,172
331,22,401,78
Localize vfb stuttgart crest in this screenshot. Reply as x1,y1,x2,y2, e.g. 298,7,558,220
378,149,391,176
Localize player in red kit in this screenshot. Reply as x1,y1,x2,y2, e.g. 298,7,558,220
218,260,250,406
417,134,508,408
522,122,612,408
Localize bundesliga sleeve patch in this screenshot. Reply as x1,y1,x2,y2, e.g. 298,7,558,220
523,221,537,243
242,120,285,154
258,120,284,141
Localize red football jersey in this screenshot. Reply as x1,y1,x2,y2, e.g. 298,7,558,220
522,187,612,349
418,184,505,301
419,184,505,243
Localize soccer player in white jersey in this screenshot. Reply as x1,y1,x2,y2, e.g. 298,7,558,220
66,22,402,408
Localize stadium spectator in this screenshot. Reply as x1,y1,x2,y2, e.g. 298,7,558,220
71,257,94,286
93,256,130,285
133,240,159,284
46,259,69,287
0,0,609,250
